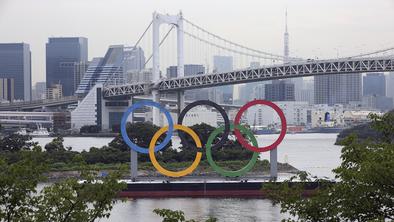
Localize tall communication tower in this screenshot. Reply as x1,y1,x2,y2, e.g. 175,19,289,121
284,8,289,62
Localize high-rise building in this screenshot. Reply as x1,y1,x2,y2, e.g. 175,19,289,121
74,62,89,92
166,64,206,100
166,64,205,78
362,95,393,111
185,64,205,76
363,73,386,96
166,66,178,79
299,88,314,105
293,77,305,101
235,62,272,104
213,56,233,104
362,73,392,111
246,101,309,127
314,74,362,105
129,69,152,83
233,84,244,105
346,73,362,103
265,80,295,101
0,78,15,102
253,84,265,99
0,43,31,101
76,57,119,95
46,84,63,99
298,78,314,105
123,47,145,73
46,37,88,96
208,88,223,104
32,82,46,100
387,72,394,100
76,46,145,95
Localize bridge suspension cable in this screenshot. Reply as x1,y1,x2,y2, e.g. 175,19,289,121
183,17,300,61
183,31,279,61
144,25,175,66
132,20,153,49
104,20,154,87
345,46,394,59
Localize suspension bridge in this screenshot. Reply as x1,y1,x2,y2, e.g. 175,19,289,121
97,12,394,127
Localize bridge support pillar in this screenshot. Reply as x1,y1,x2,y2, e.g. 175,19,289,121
270,148,278,180
177,12,184,78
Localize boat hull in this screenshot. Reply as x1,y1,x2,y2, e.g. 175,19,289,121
119,181,324,198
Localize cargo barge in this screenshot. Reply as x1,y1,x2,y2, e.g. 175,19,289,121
118,179,326,198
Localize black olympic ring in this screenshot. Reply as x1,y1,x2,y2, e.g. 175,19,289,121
177,100,230,149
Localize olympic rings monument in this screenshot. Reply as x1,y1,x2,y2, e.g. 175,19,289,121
80,12,289,181
121,99,287,180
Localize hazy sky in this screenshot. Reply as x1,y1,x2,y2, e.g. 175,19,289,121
0,0,393,84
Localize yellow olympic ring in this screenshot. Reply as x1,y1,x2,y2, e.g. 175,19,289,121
149,124,202,177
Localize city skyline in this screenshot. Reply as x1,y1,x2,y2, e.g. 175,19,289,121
0,0,393,84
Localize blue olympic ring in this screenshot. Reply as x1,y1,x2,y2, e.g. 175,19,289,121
120,100,174,154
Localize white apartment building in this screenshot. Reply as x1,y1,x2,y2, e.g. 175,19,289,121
310,104,344,127
246,101,309,127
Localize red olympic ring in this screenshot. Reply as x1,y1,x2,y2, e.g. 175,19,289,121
233,99,287,152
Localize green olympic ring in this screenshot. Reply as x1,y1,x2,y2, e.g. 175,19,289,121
206,124,259,177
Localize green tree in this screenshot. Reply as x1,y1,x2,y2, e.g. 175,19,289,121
0,134,36,152
101,122,257,165
336,110,394,144
34,170,125,222
45,136,68,152
0,151,126,222
109,122,171,152
109,122,171,162
179,123,255,162
0,151,46,221
80,125,100,134
265,111,394,221
153,208,217,222
180,123,216,148
81,146,129,164
43,136,79,165
368,112,394,143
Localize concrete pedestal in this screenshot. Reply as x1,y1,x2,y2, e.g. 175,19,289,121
129,97,138,181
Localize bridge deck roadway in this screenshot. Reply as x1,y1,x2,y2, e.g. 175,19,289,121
0,96,78,111
103,57,394,98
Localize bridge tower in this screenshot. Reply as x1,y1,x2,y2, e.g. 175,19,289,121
152,12,185,125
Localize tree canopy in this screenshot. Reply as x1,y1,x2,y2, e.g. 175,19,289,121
107,122,256,163
45,136,68,152
0,151,125,222
0,134,36,152
80,125,100,134
265,111,394,221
